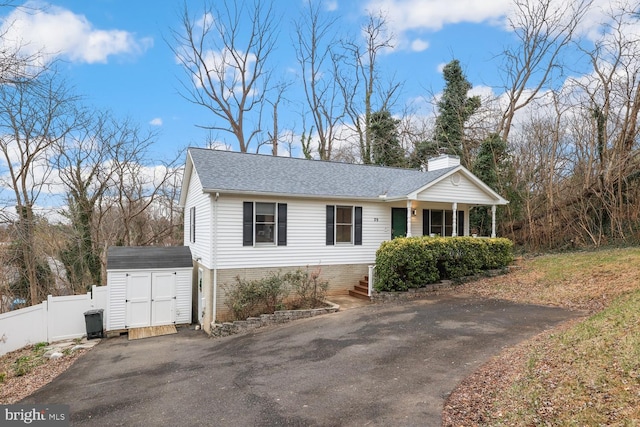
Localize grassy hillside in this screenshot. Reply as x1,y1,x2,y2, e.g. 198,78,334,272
444,247,640,425
460,247,640,312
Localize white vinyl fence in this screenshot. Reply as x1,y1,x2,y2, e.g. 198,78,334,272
0,286,108,356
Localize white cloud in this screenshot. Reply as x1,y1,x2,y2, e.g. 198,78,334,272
325,0,339,12
0,3,152,64
363,0,631,51
410,38,429,52
364,0,511,34
149,118,163,126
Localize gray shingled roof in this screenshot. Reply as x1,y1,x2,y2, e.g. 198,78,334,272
107,246,192,270
188,148,456,199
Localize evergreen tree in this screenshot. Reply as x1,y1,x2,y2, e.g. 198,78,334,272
432,59,480,166
370,109,406,167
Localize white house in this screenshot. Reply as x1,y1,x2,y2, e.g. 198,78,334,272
179,148,508,331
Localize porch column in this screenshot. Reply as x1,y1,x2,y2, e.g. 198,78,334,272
406,200,413,237
491,205,497,238
451,202,458,237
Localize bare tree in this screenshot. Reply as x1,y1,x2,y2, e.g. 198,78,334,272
171,0,279,153
93,128,182,284
0,69,79,304
497,0,593,142
293,0,345,160
338,11,402,164
574,1,640,241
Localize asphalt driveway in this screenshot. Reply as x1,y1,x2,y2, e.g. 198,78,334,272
22,294,579,426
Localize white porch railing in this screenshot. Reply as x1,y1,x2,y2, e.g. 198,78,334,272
367,265,375,297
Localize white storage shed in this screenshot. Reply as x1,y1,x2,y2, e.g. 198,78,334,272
106,246,193,332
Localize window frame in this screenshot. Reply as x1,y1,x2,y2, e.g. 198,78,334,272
255,202,276,245
335,205,354,244
243,201,287,247
326,205,362,246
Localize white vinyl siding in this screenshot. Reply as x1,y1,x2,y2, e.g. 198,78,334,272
106,271,127,331
184,168,212,268
416,172,499,205
214,195,389,269
175,269,192,324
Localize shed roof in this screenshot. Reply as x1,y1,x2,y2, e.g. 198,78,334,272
107,246,193,270
186,147,455,199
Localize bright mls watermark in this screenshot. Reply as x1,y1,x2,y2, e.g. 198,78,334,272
1,405,69,426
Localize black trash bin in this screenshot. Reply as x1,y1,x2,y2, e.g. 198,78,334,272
84,309,104,339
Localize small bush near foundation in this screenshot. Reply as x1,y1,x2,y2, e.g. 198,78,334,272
375,236,514,291
223,268,330,320
223,273,288,320
285,268,329,309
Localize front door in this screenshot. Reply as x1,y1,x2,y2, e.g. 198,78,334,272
391,208,407,239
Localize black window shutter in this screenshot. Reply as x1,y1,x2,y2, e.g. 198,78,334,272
354,206,362,245
243,202,253,246
277,203,287,246
423,209,430,236
326,205,335,245
457,210,464,237
189,207,195,243
192,207,196,243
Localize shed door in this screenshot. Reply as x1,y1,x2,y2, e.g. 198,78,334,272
151,272,176,326
126,272,152,328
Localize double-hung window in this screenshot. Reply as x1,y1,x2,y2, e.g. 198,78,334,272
255,203,276,243
243,202,287,246
326,205,362,245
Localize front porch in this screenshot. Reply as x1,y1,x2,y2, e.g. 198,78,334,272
391,202,499,240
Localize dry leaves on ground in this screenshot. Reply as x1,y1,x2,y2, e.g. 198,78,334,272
0,344,90,404
442,319,584,426
443,248,640,425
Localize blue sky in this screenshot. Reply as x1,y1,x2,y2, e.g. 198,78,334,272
1,0,629,164
0,0,534,159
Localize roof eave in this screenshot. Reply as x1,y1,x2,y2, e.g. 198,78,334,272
202,188,391,202
178,151,194,207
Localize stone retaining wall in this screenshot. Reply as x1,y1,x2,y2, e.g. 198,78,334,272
371,281,456,303
371,267,510,303
209,302,339,338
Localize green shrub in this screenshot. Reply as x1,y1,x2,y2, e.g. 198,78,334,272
375,238,438,291
374,236,514,291
482,237,514,269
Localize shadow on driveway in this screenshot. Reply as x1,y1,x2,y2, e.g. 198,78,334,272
22,294,580,426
